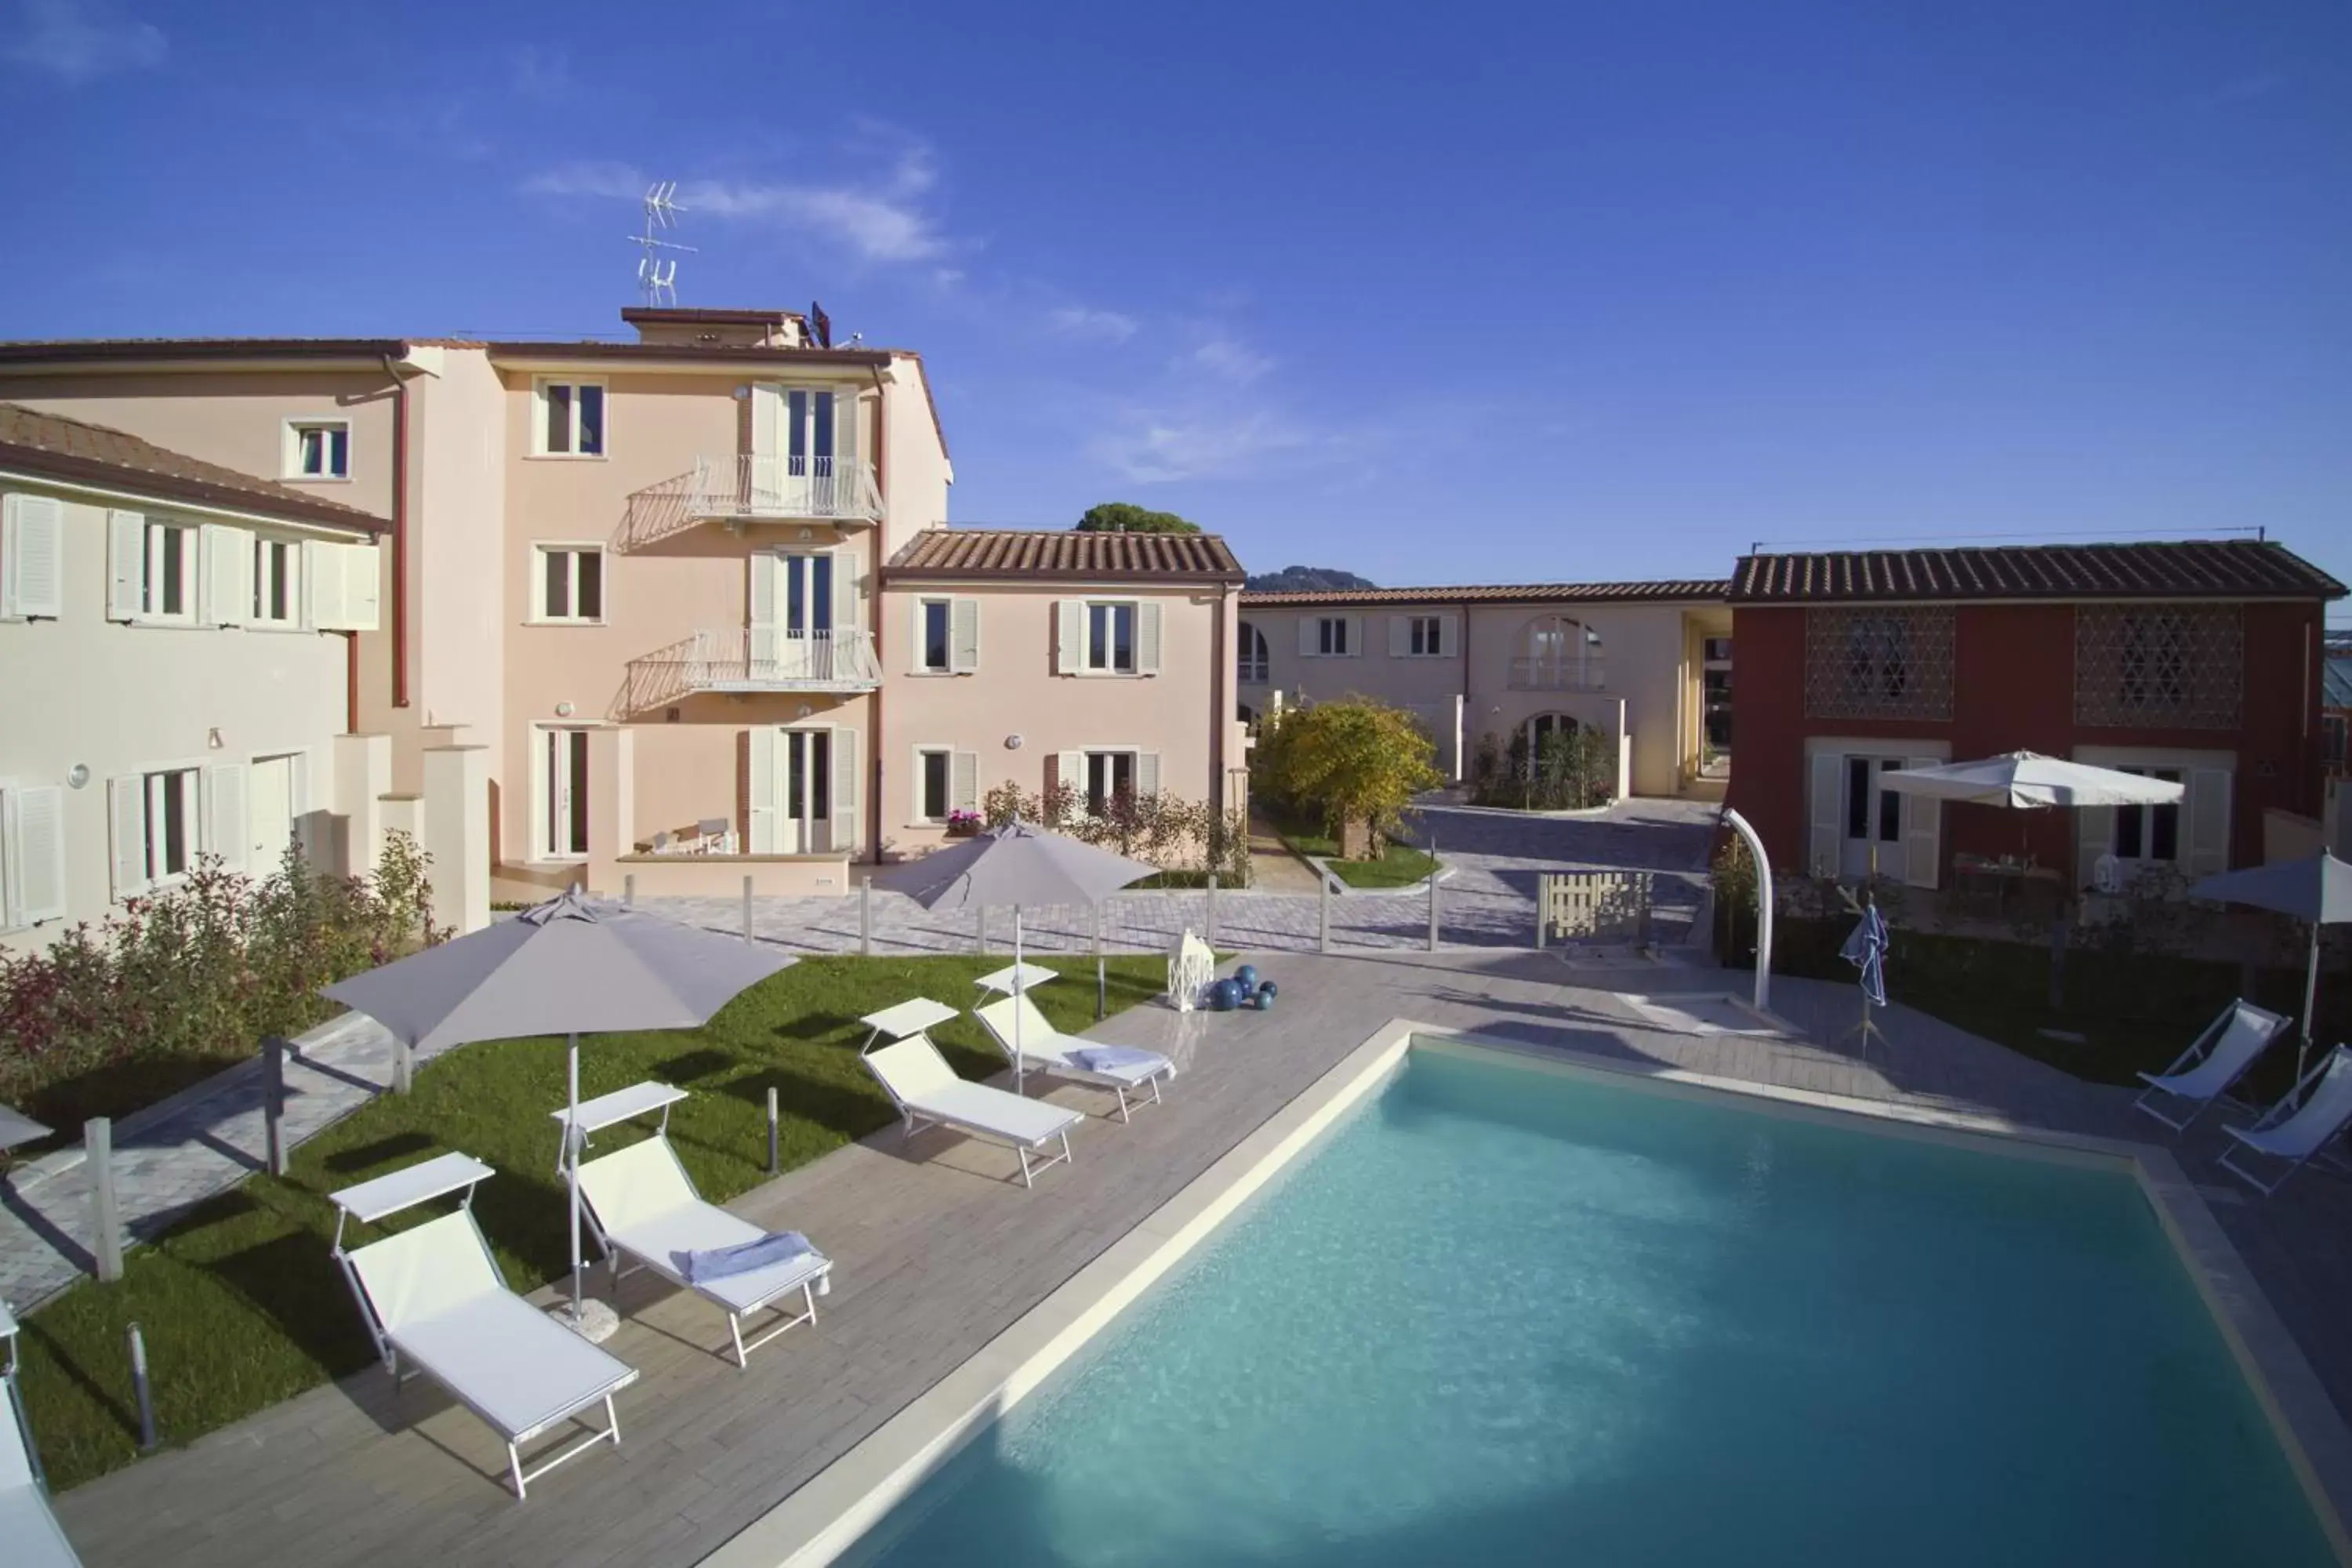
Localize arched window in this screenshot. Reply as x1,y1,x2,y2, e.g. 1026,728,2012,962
1237,620,1270,684
1236,702,1257,727
1526,712,1579,752
1515,615,1602,691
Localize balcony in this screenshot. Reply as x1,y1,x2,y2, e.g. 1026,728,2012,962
620,456,884,550
1508,655,1607,692
623,626,881,710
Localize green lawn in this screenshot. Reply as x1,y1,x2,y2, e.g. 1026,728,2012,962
16,953,1174,1494
1265,811,1439,890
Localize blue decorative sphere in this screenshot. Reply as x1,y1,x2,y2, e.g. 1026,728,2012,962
1210,978,1242,1011
1259,980,1279,1000
1254,985,1276,1013
1234,964,1260,992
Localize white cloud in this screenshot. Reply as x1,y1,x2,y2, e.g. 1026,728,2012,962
1049,306,1140,343
684,143,946,263
1184,333,1275,383
3,0,164,82
511,44,572,103
1088,409,1317,485
522,160,648,200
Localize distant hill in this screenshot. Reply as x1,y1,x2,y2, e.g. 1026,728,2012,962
1245,564,1378,593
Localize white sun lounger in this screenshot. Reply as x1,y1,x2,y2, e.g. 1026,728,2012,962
974,993,1176,1122
2132,998,2290,1131
331,1152,640,1499
568,1084,833,1369
861,1022,1082,1189
2220,1047,2352,1197
1,1301,79,1566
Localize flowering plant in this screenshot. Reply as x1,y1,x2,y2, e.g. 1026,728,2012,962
945,810,985,837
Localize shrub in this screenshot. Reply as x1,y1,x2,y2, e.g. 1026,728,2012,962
0,833,445,1128
1467,724,1616,811
979,781,1250,886
1251,696,1440,855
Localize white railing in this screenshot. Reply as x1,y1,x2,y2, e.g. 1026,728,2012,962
1508,655,1607,691
626,627,880,708
683,454,884,524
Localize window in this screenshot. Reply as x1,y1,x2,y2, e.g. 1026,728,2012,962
1316,616,1350,656
918,748,952,821
1512,615,1603,690
1804,608,1954,720
143,518,195,621
2112,767,2184,862
1704,636,1733,662
1085,750,1136,817
1237,620,1269,684
252,536,297,626
285,420,350,480
2075,608,2242,730
535,545,604,622
1407,615,1442,656
537,379,607,456
1088,601,1137,673
919,599,951,673
142,767,200,884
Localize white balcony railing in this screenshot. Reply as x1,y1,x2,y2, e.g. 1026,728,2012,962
1508,655,1607,692
624,626,880,710
683,454,884,525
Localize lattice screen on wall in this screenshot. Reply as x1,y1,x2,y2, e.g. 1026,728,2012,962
1804,608,1955,721
2074,606,2241,729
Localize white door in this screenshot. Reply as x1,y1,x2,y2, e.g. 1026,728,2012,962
543,728,590,858
1839,755,1908,881
249,754,298,871
779,728,833,853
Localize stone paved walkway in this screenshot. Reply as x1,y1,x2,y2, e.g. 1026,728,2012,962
0,797,1717,1317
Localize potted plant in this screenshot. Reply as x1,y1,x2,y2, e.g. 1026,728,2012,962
945,809,985,839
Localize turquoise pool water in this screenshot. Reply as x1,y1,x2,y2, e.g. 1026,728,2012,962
841,1045,2336,1566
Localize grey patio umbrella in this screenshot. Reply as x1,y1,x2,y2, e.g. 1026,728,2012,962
869,819,1158,1091
2190,852,2352,1080
323,887,793,1329
0,1105,50,1156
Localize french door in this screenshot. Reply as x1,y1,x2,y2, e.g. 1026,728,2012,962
777,728,833,853
751,551,836,681
1840,755,1907,881
542,727,590,858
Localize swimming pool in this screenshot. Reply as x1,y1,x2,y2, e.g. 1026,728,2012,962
836,1039,2338,1566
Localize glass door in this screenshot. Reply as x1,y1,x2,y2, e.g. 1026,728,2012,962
753,551,835,681
778,728,833,852
1840,755,1906,880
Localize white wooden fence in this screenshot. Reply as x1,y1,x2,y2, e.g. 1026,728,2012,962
1537,870,1653,946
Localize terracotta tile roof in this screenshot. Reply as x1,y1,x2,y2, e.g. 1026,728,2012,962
0,402,383,535
886,528,1245,583
1730,540,2345,604
1241,579,1726,608
0,337,408,364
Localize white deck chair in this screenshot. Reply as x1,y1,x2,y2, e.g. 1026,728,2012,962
862,1030,1082,1188
974,994,1176,1123
2220,1047,2352,1198
2132,999,2290,1131
1,1302,78,1566
331,1153,640,1500
576,1134,832,1369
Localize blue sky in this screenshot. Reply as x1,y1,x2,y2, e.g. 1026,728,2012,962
5,0,2348,604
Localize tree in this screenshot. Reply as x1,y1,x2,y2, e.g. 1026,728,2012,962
1255,697,1441,858
1244,564,1377,593
1075,502,1200,534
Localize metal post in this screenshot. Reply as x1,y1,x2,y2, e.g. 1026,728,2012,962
742,873,754,944
622,873,635,909
766,1087,780,1174
1722,808,1775,1013
1205,874,1218,950
86,1118,122,1282
1537,873,1548,949
392,1035,412,1095
126,1323,157,1451
1427,835,1440,953
977,906,989,955
1319,873,1332,954
263,1036,288,1178
1094,902,1107,1022
859,877,873,957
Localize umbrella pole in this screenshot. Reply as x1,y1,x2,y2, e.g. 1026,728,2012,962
2300,920,2321,1084
1013,906,1025,1095
568,1032,583,1326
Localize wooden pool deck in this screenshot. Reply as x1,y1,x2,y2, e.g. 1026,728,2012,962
48,949,2352,1567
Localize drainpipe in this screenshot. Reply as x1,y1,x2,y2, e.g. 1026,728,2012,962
1210,586,1229,805
867,365,888,861
380,354,412,710
342,630,361,734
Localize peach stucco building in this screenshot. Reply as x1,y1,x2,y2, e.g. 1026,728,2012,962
0,307,1247,917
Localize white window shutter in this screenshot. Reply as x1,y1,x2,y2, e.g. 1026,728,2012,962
1901,758,1940,889
107,510,143,620
10,784,66,923
1136,751,1161,797
1137,601,1162,674
833,387,862,465
749,550,780,627
908,597,927,668
303,539,347,630
951,750,979,813
832,546,862,631
829,725,860,855
1057,601,1084,673
1054,750,1083,817
751,382,782,460
1438,612,1460,657
1298,619,1317,658
205,762,249,872
201,524,249,626
338,544,380,632
2076,807,2115,892
1348,615,1366,656
951,597,980,673
746,728,779,852
1808,753,1842,878
2,493,65,618
1388,615,1410,657
2186,768,2233,877
109,775,147,898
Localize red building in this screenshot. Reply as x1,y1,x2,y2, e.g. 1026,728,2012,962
1722,540,2346,893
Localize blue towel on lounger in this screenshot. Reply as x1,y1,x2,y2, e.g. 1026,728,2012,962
680,1230,821,1284
1069,1046,1171,1076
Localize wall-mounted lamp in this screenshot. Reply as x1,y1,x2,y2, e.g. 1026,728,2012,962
66,763,90,789
1005,734,1025,751
796,703,814,719
206,728,224,750
554,702,575,717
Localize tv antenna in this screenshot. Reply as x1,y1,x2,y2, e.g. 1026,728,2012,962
630,182,697,306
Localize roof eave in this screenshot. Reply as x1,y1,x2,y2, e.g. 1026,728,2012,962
0,445,385,537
